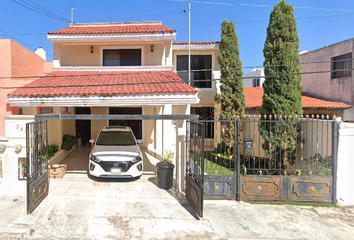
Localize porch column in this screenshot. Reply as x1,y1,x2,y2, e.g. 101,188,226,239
175,104,190,191
162,104,173,155
165,40,173,66
53,43,61,68
155,106,163,155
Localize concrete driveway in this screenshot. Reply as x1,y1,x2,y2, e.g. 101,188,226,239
1,146,354,239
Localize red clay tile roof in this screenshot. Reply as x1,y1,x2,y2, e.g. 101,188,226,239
8,71,197,98
244,87,351,109
173,41,220,45
48,25,176,35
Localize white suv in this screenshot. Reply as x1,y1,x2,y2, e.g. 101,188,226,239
88,126,143,178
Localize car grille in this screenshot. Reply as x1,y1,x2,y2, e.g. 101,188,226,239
97,161,134,173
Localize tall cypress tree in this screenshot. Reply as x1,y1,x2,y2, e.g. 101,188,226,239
215,20,244,155
259,0,303,166
216,20,245,120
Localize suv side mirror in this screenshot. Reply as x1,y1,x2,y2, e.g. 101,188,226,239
137,140,143,145
89,139,95,144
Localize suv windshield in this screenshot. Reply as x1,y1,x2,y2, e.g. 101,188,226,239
96,131,136,146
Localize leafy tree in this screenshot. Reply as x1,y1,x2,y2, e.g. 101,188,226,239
259,0,304,168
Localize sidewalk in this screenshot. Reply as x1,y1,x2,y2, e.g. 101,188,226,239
1,171,354,239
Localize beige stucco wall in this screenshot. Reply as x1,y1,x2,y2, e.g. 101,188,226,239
172,49,220,104
58,42,165,66
90,107,108,140
300,38,354,105
143,107,156,149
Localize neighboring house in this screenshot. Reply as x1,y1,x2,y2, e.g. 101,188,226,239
0,39,52,137
244,87,351,117
243,68,264,87
300,38,354,120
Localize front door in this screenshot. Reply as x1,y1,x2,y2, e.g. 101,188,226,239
186,120,205,218
26,120,49,214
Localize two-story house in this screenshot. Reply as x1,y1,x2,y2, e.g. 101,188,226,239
3,21,224,195
300,38,354,120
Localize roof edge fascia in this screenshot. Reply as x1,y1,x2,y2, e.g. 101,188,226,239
69,21,163,27
8,94,199,107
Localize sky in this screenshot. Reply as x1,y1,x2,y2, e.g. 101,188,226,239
1,0,354,74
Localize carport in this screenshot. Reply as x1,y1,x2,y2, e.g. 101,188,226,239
25,113,201,215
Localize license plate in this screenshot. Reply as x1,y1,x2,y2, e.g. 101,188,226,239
111,168,121,173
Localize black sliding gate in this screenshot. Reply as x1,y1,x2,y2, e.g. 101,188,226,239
26,120,49,214
188,115,338,207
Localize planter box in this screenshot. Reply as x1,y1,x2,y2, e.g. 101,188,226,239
48,145,76,166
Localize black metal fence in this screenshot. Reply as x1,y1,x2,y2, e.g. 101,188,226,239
198,115,335,178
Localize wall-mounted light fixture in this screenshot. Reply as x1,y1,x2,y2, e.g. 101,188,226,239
151,44,154,52
90,45,94,53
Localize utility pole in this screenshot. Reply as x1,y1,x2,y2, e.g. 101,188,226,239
188,2,191,86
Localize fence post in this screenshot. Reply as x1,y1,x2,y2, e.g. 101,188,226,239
332,119,338,205
236,120,241,201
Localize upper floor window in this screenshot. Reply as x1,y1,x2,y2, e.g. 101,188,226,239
331,53,352,79
177,55,212,88
252,78,260,87
103,49,141,66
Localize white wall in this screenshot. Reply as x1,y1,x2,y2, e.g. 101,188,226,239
243,68,264,87
0,116,34,196
336,121,354,206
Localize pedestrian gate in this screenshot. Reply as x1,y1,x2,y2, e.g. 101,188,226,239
26,120,49,214
186,120,205,218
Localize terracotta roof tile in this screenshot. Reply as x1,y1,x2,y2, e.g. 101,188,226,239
244,87,351,109
8,71,197,98
173,41,220,45
48,25,176,35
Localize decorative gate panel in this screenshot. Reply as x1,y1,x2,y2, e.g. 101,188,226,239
26,120,49,214
186,120,205,218
289,176,332,203
204,175,235,200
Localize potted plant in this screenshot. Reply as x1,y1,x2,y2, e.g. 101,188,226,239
156,150,175,189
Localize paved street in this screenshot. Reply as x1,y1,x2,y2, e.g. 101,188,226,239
1,147,353,239
1,171,354,240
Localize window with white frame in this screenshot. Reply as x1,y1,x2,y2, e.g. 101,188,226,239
331,53,352,79
103,49,141,66
177,55,212,88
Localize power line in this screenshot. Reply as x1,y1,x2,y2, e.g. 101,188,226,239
11,0,70,23
1,68,353,90
0,29,53,58
240,4,354,12
169,0,234,6
0,57,350,80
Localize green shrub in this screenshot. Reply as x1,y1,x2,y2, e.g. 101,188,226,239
48,144,59,159
61,134,77,151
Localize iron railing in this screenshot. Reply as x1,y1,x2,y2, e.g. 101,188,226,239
198,115,336,177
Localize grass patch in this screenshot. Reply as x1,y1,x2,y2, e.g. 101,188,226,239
245,201,338,208
204,151,235,175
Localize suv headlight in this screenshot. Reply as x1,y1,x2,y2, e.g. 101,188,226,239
132,154,142,163
89,154,100,163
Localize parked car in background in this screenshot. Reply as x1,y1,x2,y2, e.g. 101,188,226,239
88,126,143,178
